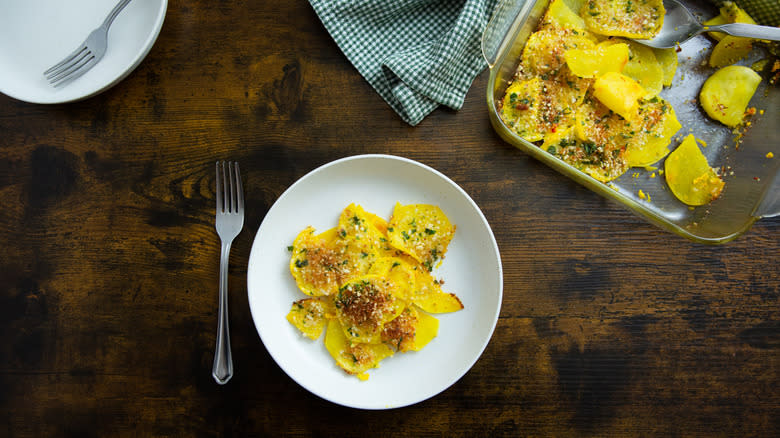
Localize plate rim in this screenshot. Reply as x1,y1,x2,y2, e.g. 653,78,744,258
246,154,504,409
0,0,168,104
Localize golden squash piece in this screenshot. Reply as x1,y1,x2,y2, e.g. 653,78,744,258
410,307,440,351
365,210,389,235
720,2,758,25
557,122,630,182
617,40,664,98
380,306,440,352
334,275,405,344
388,203,455,272
520,27,596,77
593,72,646,120
699,65,762,127
624,97,682,167
324,319,394,380
565,43,629,78
652,47,678,86
368,256,416,300
665,134,725,206
502,73,592,143
542,0,587,31
409,267,464,314
541,73,593,130
709,36,754,68
290,227,363,297
380,307,418,352
501,77,545,142
581,0,664,39
338,203,394,258
286,297,335,340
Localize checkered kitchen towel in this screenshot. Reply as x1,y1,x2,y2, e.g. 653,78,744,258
309,0,498,126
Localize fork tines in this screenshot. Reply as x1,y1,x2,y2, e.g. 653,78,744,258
44,46,96,87
215,161,243,215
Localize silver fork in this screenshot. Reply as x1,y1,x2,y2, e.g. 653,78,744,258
213,161,244,384
43,0,132,87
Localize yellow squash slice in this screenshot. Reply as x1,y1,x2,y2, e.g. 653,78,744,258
617,40,664,98
368,256,417,300
290,227,364,297
338,203,394,258
501,77,545,142
652,47,678,86
380,306,440,352
699,65,762,127
593,72,646,120
709,36,754,68
334,275,405,344
324,319,394,380
409,267,464,314
520,27,596,76
624,97,682,167
542,0,587,31
387,203,456,272
564,118,630,183
565,43,630,78
581,0,664,39
286,297,335,340
665,134,725,206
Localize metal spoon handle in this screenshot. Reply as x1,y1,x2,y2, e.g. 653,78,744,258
708,23,780,42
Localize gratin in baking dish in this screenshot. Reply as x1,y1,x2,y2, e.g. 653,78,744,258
483,0,779,243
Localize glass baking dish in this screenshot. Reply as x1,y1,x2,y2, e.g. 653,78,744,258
483,0,779,244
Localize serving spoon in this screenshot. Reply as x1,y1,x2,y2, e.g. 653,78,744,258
633,0,780,49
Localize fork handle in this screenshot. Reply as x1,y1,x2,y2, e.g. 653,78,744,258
212,241,233,384
102,0,133,29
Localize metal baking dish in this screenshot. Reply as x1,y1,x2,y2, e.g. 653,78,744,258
483,0,779,243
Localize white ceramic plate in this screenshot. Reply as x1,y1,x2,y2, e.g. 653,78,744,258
247,155,503,409
0,0,167,104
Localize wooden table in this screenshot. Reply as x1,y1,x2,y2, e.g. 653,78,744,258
1,1,778,436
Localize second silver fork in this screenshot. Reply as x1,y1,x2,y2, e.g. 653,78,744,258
213,161,244,385
43,0,133,87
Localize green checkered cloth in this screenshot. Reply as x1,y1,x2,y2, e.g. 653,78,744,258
309,0,498,126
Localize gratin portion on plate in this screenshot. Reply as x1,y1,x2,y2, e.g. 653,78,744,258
247,155,502,409
286,203,463,381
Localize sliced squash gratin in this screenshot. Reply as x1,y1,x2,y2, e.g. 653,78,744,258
498,0,769,207
501,0,679,183
286,203,462,380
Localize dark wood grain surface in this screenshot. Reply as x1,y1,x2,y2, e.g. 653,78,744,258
1,1,778,437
